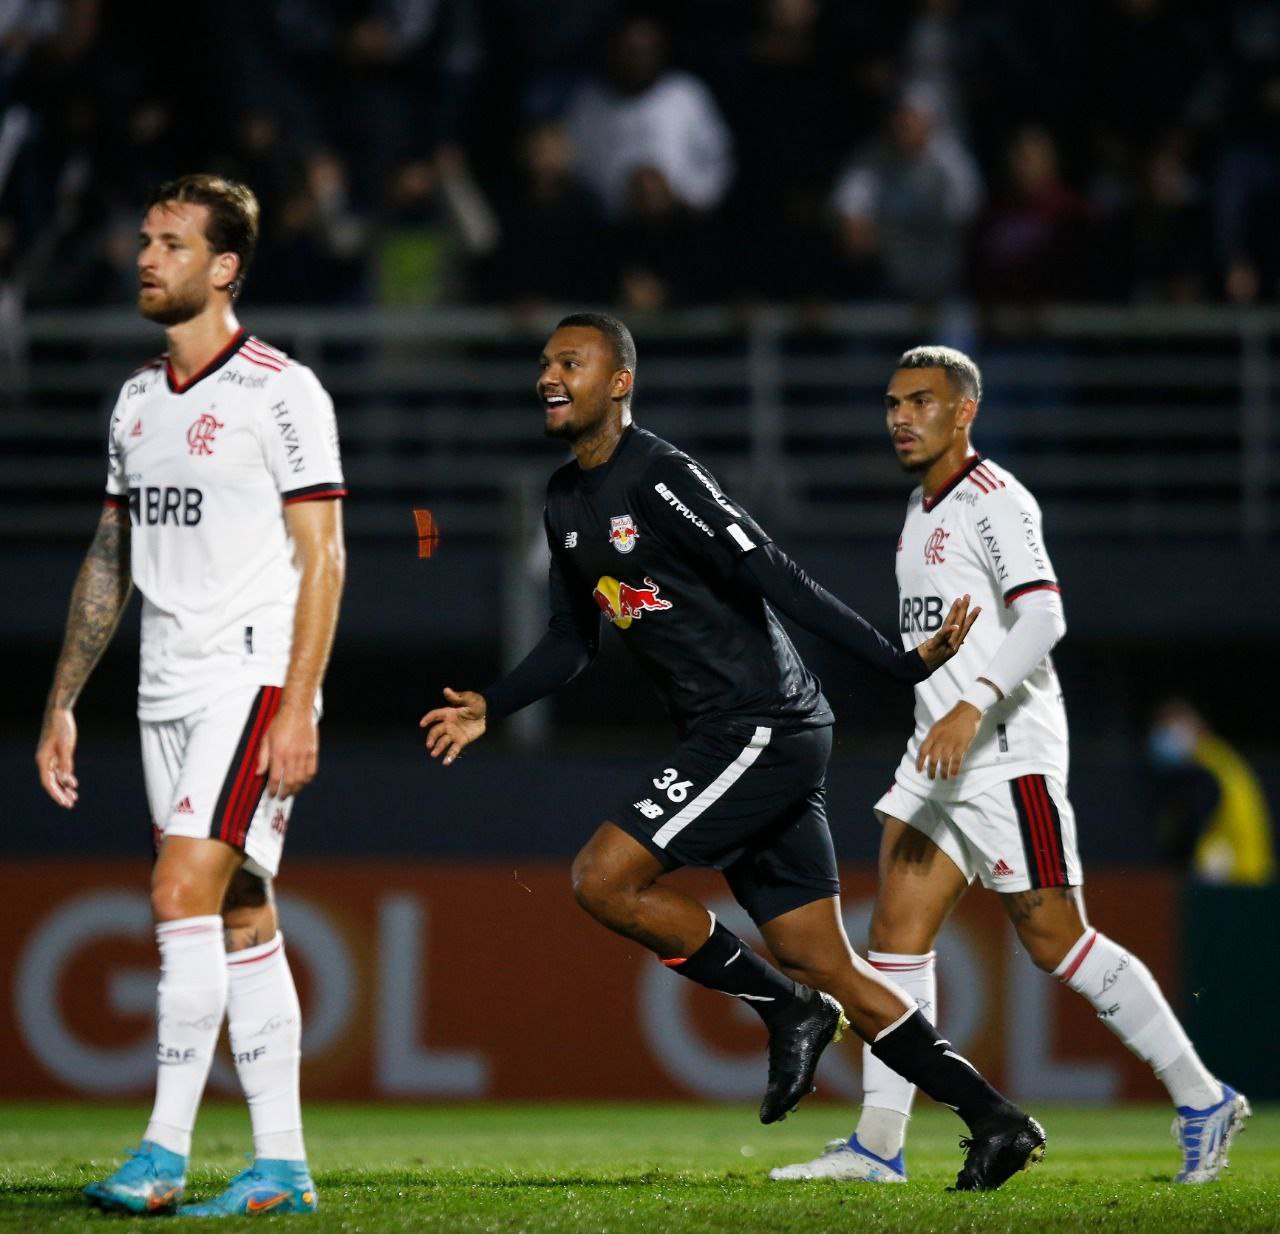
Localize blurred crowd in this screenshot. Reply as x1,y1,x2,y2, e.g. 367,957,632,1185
2,0,1279,314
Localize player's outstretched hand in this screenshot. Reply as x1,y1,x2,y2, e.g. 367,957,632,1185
915,594,981,672
36,707,80,808
420,687,487,766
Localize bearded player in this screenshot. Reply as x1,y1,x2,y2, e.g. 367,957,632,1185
423,314,1047,1191
771,346,1249,1186
35,175,346,1216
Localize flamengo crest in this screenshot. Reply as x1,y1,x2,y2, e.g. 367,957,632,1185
924,526,949,565
609,514,639,553
187,413,225,456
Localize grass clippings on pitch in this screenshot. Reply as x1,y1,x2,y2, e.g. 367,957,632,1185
0,1102,1275,1233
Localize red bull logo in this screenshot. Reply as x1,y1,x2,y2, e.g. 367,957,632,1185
593,575,672,629
609,514,640,554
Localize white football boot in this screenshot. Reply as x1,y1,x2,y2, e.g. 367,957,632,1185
1172,1084,1251,1183
769,1134,907,1183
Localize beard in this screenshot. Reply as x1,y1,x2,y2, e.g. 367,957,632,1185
543,402,593,442
544,418,580,442
137,282,207,326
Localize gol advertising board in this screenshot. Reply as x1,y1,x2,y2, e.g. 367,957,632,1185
0,860,1178,1103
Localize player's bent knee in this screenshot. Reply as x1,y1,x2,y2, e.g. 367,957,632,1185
783,961,843,995
570,860,622,922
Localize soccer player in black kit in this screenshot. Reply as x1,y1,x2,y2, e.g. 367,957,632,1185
422,313,1045,1189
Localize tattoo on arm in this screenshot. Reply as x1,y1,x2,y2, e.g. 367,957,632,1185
46,506,132,713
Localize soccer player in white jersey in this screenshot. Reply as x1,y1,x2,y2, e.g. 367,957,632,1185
771,346,1249,1187
34,174,346,1216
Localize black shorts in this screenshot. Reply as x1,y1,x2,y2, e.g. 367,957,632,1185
612,721,840,926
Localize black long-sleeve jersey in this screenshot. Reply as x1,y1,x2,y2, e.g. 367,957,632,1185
547,426,835,735
484,426,929,734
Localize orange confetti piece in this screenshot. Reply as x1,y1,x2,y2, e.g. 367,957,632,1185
414,509,439,558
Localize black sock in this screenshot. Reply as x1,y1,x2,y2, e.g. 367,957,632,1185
664,920,797,1026
870,1010,1012,1131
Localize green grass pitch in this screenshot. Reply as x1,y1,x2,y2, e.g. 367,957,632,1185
0,1102,1275,1232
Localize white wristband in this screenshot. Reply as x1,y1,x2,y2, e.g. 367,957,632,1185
958,679,1001,716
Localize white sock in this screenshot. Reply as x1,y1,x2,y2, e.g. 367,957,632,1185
1055,929,1222,1110
226,934,306,1162
144,915,227,1157
856,951,935,1159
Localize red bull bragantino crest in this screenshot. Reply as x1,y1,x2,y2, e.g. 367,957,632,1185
608,514,640,554
593,575,672,629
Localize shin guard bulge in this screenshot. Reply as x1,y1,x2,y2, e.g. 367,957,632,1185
145,916,227,1156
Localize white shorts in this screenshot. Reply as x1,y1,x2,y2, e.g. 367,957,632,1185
873,774,1082,893
141,684,296,879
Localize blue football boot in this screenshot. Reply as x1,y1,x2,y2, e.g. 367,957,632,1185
84,1140,186,1214
180,1159,318,1216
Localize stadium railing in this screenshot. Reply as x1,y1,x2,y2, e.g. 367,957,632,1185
2,303,1275,544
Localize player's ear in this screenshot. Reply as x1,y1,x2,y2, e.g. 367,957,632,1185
956,396,978,428
612,367,634,403
212,251,241,296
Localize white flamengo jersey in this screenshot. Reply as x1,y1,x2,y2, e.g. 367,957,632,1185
104,330,345,721
892,454,1067,801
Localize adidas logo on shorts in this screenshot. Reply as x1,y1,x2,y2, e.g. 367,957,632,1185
174,797,194,815
991,858,1016,878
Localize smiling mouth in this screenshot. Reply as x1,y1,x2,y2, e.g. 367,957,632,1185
542,394,571,410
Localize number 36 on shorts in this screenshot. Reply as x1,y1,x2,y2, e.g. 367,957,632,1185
653,768,693,802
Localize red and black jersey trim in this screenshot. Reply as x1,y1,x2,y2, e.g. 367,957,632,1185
1010,774,1069,888
967,461,1005,494
165,328,248,394
212,685,283,851
1003,579,1061,606
282,481,347,505
242,335,292,373
922,454,986,511
103,491,129,508
127,357,165,379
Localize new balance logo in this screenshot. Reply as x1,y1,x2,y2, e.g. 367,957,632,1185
633,798,664,819
565,531,578,548
175,797,194,815
991,858,1016,878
